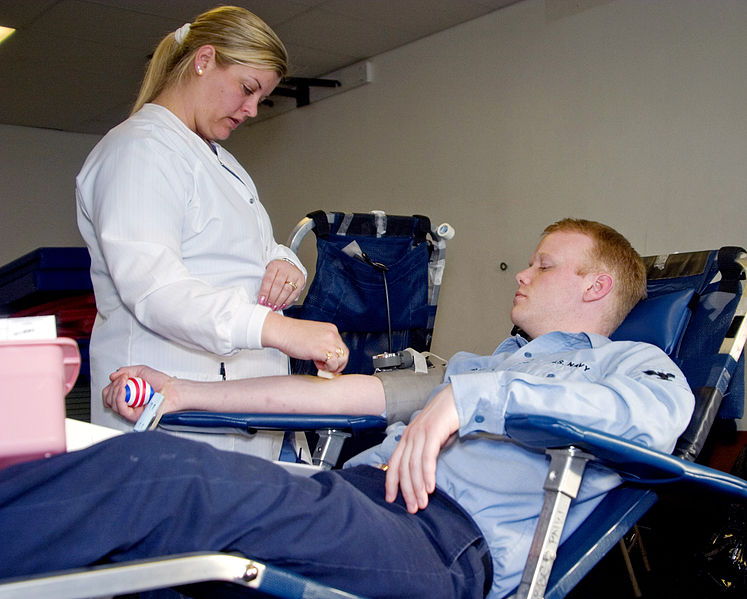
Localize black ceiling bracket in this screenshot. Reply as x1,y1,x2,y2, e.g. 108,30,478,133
270,77,341,108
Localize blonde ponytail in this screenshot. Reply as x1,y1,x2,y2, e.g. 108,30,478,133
130,6,287,115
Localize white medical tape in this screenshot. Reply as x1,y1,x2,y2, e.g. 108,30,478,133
403,347,429,374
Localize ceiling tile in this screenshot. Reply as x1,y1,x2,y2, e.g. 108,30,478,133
85,0,314,27
283,41,356,77
274,7,415,58
319,0,500,36
0,0,57,28
28,0,178,50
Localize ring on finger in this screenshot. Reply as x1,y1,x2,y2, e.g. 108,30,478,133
325,351,333,362
285,280,298,291
335,347,345,358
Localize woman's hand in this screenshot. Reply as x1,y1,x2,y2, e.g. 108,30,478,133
384,385,460,513
262,312,349,374
102,365,175,422
259,259,305,311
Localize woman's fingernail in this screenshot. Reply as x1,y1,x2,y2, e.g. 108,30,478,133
259,296,266,305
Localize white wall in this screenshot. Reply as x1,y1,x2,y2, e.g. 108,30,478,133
3,0,747,427
0,124,97,266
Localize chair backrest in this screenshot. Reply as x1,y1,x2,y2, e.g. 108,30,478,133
285,211,448,374
611,246,747,461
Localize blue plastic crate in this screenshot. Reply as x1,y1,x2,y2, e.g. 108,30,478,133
0,247,92,314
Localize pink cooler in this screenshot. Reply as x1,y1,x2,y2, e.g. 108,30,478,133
0,338,80,469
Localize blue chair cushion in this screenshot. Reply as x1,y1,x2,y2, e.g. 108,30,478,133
611,289,694,355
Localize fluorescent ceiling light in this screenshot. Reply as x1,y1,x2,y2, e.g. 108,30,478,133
0,26,15,45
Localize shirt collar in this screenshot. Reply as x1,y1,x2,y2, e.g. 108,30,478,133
512,330,611,351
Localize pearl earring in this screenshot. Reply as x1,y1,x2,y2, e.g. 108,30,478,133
197,66,204,75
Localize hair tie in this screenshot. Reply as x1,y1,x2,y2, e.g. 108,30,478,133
174,22,191,45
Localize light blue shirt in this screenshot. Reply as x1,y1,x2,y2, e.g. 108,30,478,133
347,331,695,597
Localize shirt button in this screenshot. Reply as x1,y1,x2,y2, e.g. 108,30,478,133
475,415,485,423
249,197,255,204
546,373,555,378
524,352,532,358
395,435,402,441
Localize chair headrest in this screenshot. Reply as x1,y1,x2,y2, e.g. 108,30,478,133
610,289,695,355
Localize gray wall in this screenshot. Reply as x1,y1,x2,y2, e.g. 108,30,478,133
0,124,97,265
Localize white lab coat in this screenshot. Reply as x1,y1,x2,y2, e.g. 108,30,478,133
76,104,305,457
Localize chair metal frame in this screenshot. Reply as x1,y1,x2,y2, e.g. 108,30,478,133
0,552,364,599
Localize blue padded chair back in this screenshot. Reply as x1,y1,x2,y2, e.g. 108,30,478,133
666,248,745,460
611,248,720,360
286,211,438,375
610,288,694,356
612,247,746,461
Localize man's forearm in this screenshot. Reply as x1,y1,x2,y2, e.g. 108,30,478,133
167,374,386,416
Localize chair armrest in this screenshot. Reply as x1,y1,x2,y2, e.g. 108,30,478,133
158,412,387,470
504,414,747,498
159,412,386,434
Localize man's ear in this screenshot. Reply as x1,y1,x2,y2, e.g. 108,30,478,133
583,273,613,302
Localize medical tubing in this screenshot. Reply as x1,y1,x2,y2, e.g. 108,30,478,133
382,269,392,353
360,251,393,353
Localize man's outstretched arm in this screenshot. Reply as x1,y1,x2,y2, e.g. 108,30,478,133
102,365,385,422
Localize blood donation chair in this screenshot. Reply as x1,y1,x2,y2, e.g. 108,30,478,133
283,210,449,375
1,246,747,599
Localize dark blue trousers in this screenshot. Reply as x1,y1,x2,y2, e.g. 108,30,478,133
0,432,490,598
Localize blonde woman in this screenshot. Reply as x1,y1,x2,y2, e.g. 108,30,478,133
76,6,347,455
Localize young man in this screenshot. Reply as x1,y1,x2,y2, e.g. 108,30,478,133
0,219,694,598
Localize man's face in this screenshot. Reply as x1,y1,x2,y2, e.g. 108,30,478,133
511,230,597,338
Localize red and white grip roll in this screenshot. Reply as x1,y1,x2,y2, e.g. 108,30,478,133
124,377,155,408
